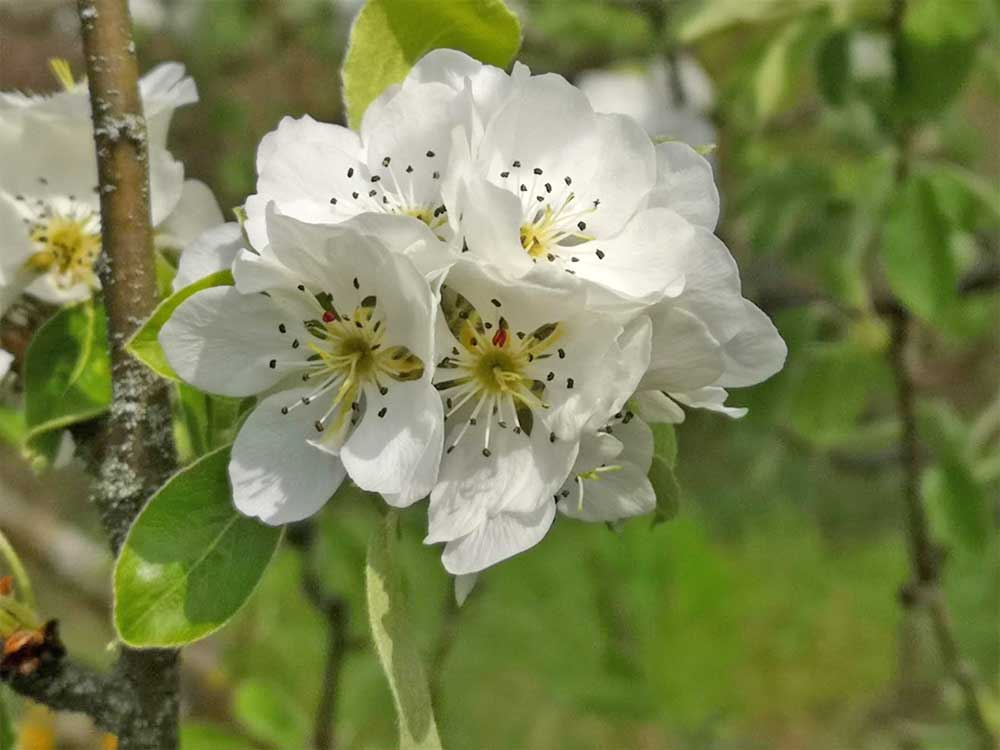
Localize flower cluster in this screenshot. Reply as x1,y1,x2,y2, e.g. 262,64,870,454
0,61,221,359
159,50,786,583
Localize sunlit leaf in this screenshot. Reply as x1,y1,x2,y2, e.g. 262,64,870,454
343,0,521,129
126,269,234,382
366,511,442,750
24,301,111,443
114,445,282,646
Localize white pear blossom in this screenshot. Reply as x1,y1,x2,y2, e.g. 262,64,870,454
0,59,197,150
0,61,215,315
244,50,514,251
0,348,12,381
555,413,656,524
632,230,787,424
160,209,446,523
577,55,717,149
425,259,651,574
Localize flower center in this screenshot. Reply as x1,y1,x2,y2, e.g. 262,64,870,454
496,161,599,264
436,289,570,457
274,285,423,438
24,210,102,290
329,154,448,233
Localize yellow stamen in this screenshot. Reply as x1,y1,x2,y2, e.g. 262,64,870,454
48,59,76,91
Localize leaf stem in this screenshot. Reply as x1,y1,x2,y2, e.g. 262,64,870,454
0,528,35,612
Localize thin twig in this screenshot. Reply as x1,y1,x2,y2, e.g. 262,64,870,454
287,523,353,750
885,3,997,745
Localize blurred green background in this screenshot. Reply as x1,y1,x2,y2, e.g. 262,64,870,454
0,0,997,748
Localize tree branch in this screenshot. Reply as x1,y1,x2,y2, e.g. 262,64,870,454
2,1,180,746
885,3,997,746
7,659,125,733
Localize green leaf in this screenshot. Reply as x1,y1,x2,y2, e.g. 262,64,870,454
897,0,983,120
343,0,521,129
755,20,805,120
126,269,234,382
24,301,111,442
919,402,992,551
114,445,282,647
651,423,678,469
881,176,957,322
788,340,888,446
0,406,25,447
366,511,442,750
233,679,311,750
649,456,681,526
0,688,14,750
678,0,824,43
180,722,251,750
816,29,850,106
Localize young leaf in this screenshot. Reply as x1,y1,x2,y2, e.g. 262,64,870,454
114,445,282,647
881,176,957,322
896,0,982,120
651,423,678,469
126,269,234,382
343,0,521,129
366,511,442,750
649,456,681,526
24,300,111,442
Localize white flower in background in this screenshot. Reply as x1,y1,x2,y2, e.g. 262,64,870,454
160,209,446,523
0,61,218,315
632,231,787,424
577,55,717,149
555,413,655,523
426,259,651,574
0,59,197,150
244,50,515,252
0,349,12,381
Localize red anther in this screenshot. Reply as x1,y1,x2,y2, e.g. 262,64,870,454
322,310,337,323
491,328,508,348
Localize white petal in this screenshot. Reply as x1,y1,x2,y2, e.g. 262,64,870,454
172,222,244,291
558,418,656,523
0,195,35,316
641,305,724,392
570,208,689,304
716,301,788,387
427,422,576,542
245,116,364,249
157,179,224,252
454,573,479,606
0,349,12,380
633,390,686,424
230,388,347,525
139,62,198,149
441,501,556,575
455,175,530,274
148,146,185,227
645,141,720,230
671,386,747,419
340,381,443,506
159,286,308,397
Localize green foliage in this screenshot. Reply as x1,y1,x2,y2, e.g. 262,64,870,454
233,679,311,749
649,423,680,524
180,722,251,750
882,176,957,322
0,689,13,750
366,511,442,750
23,301,111,446
126,269,234,382
919,402,992,552
896,0,984,120
114,446,282,647
342,0,521,129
